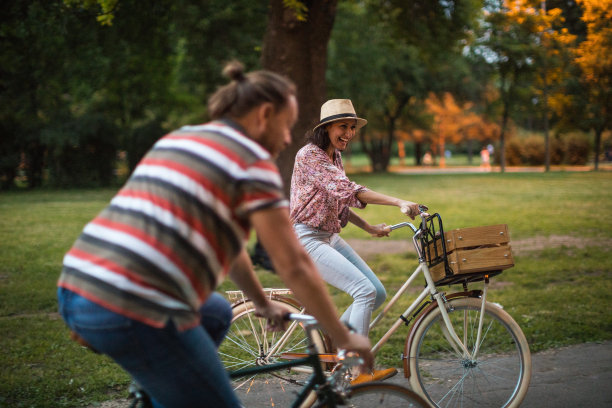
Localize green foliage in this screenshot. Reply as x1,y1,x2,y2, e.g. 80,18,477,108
282,0,308,21
64,0,119,25
42,114,119,187
126,119,165,172
1,0,268,189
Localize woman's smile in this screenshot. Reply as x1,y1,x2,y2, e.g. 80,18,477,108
326,119,357,156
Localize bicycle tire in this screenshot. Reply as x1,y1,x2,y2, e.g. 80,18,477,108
314,382,430,408
219,298,328,407
408,297,531,408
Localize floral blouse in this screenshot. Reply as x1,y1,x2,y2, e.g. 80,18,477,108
290,143,368,233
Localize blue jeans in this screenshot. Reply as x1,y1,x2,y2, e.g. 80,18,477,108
294,224,386,335
57,288,240,408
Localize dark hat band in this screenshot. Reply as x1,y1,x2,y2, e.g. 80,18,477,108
318,113,357,124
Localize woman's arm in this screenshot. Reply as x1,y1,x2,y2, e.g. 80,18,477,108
348,209,389,237
356,189,422,219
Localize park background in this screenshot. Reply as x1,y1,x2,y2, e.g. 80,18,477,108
1,0,611,407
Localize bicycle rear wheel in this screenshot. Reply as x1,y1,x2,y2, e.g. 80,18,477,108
315,382,429,407
408,297,531,408
219,298,328,407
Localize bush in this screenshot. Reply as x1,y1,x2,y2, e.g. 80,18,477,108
564,132,590,165
550,136,565,165
0,121,21,190
505,138,524,165
522,136,545,165
503,131,591,166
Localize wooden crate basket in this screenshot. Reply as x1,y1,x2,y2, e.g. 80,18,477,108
426,224,514,286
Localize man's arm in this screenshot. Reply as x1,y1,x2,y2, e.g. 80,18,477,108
227,249,289,330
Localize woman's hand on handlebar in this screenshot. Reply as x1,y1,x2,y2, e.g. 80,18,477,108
400,201,428,220
367,223,391,238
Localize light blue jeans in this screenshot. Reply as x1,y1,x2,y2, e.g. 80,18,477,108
294,224,386,335
58,288,240,408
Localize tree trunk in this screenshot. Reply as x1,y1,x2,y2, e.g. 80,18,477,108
467,139,474,164
414,141,422,165
262,0,338,196
499,101,509,173
594,127,602,171
543,75,550,172
25,141,46,188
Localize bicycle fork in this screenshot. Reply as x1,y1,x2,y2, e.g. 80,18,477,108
427,266,490,361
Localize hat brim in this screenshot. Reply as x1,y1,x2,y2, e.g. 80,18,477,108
313,116,367,132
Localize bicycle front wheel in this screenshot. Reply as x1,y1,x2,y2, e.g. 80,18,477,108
315,382,429,407
219,298,328,407
408,297,531,408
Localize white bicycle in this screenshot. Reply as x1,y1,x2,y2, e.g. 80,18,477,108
220,211,531,407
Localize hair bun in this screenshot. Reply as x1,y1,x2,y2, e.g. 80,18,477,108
223,60,246,82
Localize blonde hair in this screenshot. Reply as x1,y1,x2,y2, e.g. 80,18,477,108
208,61,296,120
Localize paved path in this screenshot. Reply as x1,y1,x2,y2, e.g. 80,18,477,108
384,340,612,408
520,340,612,407
92,341,612,407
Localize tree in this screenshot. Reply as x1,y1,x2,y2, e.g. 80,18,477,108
531,2,576,171
424,92,498,166
1,0,106,188
574,0,612,170
476,0,546,172
327,0,481,172
261,0,338,194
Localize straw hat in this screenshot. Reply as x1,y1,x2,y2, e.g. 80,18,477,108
313,99,367,131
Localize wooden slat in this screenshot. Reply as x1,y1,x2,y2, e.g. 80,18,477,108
430,245,514,282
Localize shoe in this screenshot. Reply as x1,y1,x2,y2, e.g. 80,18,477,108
350,367,398,385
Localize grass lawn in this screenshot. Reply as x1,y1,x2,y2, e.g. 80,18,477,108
1,171,611,407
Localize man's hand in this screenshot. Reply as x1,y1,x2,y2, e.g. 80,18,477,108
254,299,291,331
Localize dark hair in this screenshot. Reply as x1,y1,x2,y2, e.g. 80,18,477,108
208,61,296,120
306,126,330,150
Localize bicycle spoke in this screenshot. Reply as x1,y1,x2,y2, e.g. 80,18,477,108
219,299,328,407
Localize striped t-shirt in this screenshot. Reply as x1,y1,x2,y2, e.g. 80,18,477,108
58,120,288,330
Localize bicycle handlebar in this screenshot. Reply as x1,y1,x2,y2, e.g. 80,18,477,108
286,312,317,325
389,208,430,234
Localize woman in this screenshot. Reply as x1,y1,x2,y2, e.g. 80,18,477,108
290,99,426,384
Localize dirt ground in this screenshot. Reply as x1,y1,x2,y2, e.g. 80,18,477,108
346,234,612,260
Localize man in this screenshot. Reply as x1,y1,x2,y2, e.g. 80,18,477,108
57,61,372,407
